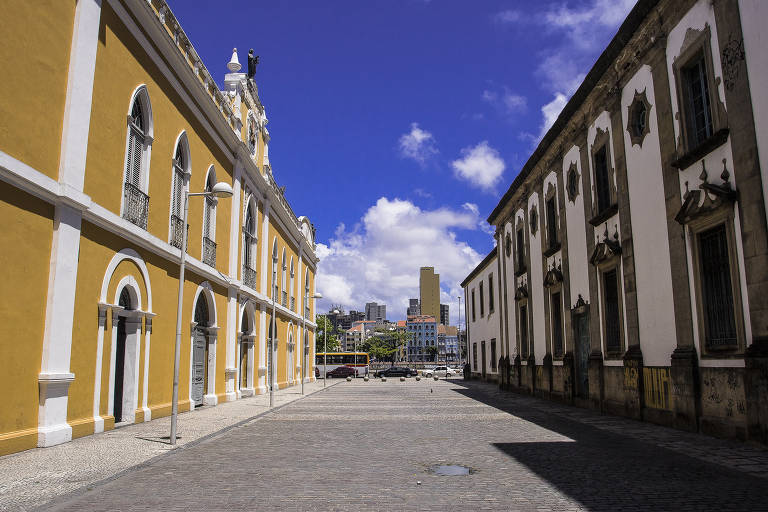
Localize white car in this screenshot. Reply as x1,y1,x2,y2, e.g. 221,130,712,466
423,366,457,378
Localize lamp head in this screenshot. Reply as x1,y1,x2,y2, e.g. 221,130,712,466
211,182,233,198
312,293,323,299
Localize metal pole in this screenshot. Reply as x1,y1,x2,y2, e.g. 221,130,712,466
301,292,306,395
170,192,190,445
270,275,275,408
323,316,327,388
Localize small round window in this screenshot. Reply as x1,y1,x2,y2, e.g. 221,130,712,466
626,90,651,147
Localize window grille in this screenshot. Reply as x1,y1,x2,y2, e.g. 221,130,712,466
519,305,528,357
471,290,476,322
516,228,525,271
551,292,563,357
683,54,713,148
603,269,621,353
594,146,611,214
547,197,558,248
488,274,494,312
479,282,485,316
699,224,737,348
123,98,148,228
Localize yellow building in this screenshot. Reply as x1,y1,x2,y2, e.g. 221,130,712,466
419,267,440,320
0,0,318,455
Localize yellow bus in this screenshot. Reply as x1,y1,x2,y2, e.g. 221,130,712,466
316,352,370,378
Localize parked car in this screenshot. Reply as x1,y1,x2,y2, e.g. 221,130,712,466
423,366,457,378
375,366,417,378
327,366,356,378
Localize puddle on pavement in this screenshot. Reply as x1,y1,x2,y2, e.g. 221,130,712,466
429,465,472,476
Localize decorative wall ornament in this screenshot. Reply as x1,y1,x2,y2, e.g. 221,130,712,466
589,223,622,266
566,163,580,202
721,34,745,91
626,89,652,147
505,232,512,257
529,205,538,235
675,159,738,225
514,283,529,301
543,264,564,287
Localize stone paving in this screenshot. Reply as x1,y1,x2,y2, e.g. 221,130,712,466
0,379,337,512
9,378,768,511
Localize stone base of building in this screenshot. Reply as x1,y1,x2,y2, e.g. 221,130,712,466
491,350,766,445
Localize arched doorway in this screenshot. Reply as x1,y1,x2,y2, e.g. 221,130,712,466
114,287,131,423
240,312,249,390
192,295,210,407
268,315,278,390
304,330,309,383
288,329,294,384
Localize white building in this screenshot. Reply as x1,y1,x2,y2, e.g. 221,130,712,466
462,249,501,379
464,0,768,443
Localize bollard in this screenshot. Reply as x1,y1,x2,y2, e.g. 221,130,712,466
382,377,387,382
433,376,439,381
346,376,352,382
400,376,405,382
364,376,369,382
415,376,421,381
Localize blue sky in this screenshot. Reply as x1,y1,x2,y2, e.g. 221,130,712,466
168,0,634,322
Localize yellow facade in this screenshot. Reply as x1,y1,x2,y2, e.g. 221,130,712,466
0,0,318,456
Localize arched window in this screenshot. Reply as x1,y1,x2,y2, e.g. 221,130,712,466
194,293,209,327
202,168,217,267
170,134,190,250
289,257,295,311
122,87,153,229
304,268,310,319
281,249,287,307
271,238,278,301
119,286,133,310
242,201,258,289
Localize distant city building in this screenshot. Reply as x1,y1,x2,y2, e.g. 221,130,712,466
437,325,459,361
344,320,376,352
406,315,437,362
365,302,387,322
419,267,440,320
407,298,420,317
328,309,365,331
440,303,449,326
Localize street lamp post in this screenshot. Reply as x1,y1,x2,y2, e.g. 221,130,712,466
170,181,233,446
323,309,340,387
457,295,462,373
302,291,322,395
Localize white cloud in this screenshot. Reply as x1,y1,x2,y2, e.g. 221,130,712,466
494,9,522,24
398,122,438,166
315,198,485,320
451,141,505,192
482,86,527,118
539,93,569,139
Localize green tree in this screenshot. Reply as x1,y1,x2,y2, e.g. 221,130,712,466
314,314,341,353
426,345,439,362
361,329,412,365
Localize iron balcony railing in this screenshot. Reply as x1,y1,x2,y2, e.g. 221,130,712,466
243,265,257,289
202,236,216,267
282,291,288,308
123,182,149,229
170,214,188,250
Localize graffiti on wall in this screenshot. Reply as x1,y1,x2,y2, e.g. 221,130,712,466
643,367,670,410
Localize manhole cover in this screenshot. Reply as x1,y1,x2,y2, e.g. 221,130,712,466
430,465,472,476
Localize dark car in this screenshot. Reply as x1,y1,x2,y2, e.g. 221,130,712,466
327,366,356,378
375,366,417,378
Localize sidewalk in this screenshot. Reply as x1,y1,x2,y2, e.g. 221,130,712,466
0,379,338,512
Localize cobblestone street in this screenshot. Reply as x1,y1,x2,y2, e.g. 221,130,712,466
38,379,768,511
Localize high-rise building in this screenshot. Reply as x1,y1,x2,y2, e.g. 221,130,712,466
407,298,420,317
365,302,387,322
440,304,449,326
419,267,440,320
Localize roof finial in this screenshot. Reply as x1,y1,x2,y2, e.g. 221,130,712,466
227,48,241,72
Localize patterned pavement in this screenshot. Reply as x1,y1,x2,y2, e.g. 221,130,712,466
39,378,768,511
